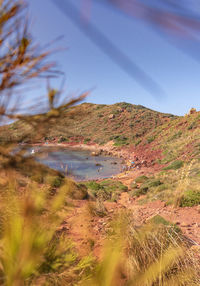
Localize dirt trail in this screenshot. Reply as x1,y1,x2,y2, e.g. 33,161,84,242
60,193,200,261
60,200,117,258
118,193,200,244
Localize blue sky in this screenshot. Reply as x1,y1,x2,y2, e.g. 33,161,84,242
27,0,200,115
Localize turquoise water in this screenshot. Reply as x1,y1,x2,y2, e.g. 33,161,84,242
32,147,123,181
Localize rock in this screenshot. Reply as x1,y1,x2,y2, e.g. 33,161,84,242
108,114,115,119
181,222,189,227
189,108,197,114
91,151,99,156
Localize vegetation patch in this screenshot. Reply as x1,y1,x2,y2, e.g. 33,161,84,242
179,190,200,207
163,160,184,170
147,135,155,143
83,179,128,202
113,135,129,146
134,175,148,184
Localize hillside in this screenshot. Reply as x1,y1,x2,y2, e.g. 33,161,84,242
42,102,176,146
0,102,176,144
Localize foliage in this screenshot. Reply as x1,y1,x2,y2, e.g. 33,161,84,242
134,175,148,184
84,179,128,202
163,160,184,170
58,136,69,143
179,190,200,207
147,136,155,143
83,212,200,286
131,176,163,198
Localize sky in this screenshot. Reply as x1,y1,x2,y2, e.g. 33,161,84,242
26,0,200,116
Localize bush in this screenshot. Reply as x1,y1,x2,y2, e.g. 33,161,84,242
163,160,184,170
130,182,138,189
67,182,88,200
83,180,128,202
156,184,167,192
135,175,148,184
148,179,163,187
58,136,68,143
83,138,91,144
187,122,197,130
84,181,103,191
179,190,200,207
135,139,141,146
113,135,128,146
147,136,155,143
131,186,149,197
44,175,63,188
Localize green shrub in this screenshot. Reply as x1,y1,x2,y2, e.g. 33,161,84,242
100,179,128,192
156,184,167,192
148,215,181,233
163,160,184,170
58,136,68,143
131,186,149,197
135,139,141,146
31,173,44,184
168,131,182,141
188,122,197,130
67,182,88,200
179,190,200,207
83,180,127,202
113,136,129,146
45,175,63,188
147,136,155,143
148,179,163,187
130,182,138,189
135,175,148,184
83,138,91,144
85,181,103,191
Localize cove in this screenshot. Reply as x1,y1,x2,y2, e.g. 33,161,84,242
31,146,123,181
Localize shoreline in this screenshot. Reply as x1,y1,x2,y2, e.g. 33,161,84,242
26,141,140,182
30,141,134,161
24,141,161,184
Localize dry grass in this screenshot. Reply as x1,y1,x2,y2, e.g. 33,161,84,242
84,211,200,286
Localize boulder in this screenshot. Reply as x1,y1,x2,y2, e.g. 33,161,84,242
108,114,115,119
91,151,99,156
189,108,197,114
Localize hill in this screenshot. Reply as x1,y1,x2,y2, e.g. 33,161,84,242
42,102,177,146
0,102,176,144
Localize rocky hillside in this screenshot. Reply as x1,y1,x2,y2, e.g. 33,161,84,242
45,102,176,146
0,102,176,144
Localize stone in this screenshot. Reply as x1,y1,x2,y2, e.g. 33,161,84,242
91,151,99,156
189,108,197,114
108,114,115,119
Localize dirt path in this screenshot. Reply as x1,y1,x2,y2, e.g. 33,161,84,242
59,200,117,258
60,193,200,262
118,193,200,245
